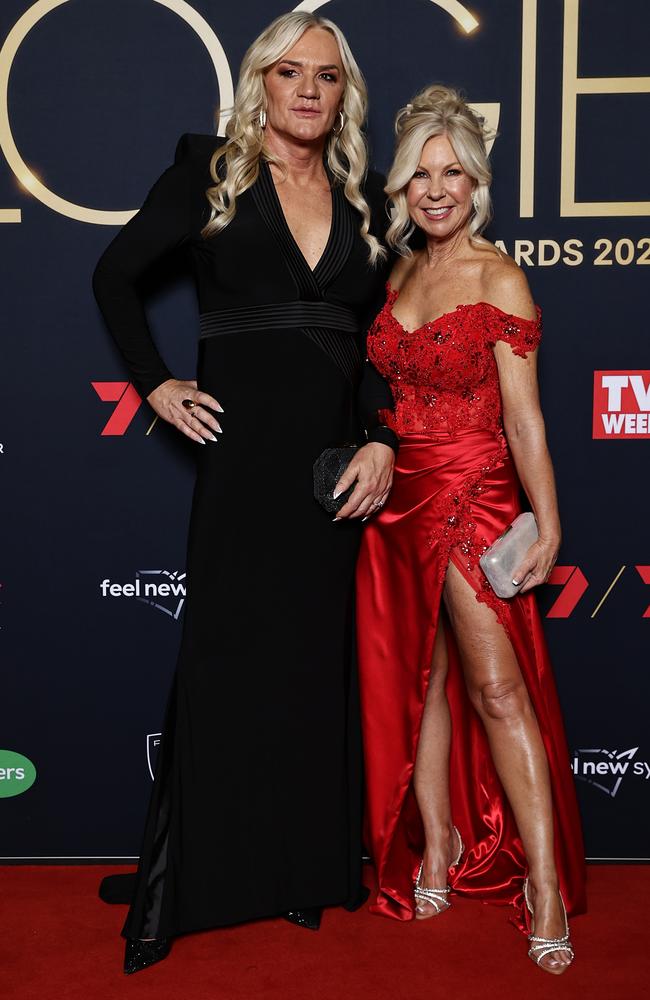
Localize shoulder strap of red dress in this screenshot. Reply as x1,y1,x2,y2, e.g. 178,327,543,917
481,301,542,358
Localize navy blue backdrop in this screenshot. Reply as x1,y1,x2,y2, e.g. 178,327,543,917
1,0,648,862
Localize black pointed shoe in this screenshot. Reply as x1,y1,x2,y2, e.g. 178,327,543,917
123,937,172,974
283,907,322,931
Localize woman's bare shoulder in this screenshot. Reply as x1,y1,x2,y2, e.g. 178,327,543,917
479,250,537,320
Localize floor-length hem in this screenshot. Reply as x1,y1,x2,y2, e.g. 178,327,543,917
91,131,393,942
356,429,587,933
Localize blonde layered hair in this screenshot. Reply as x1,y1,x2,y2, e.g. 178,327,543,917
385,85,496,257
201,12,385,264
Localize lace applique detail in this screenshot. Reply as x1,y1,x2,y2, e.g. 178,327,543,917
368,287,542,437
484,302,542,358
427,436,506,572
424,433,514,628
475,566,512,631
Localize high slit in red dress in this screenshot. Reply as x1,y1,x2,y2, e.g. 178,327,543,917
356,286,587,931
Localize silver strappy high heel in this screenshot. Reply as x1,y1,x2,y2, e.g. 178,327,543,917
414,825,464,917
524,877,574,972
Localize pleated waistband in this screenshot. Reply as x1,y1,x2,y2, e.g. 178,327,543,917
199,301,359,339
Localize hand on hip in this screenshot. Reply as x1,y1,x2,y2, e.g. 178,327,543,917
147,379,224,444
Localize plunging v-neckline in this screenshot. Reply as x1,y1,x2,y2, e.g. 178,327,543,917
262,158,334,276
251,158,355,299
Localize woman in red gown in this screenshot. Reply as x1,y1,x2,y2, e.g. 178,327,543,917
354,86,586,974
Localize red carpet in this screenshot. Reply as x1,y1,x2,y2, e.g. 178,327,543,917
1,865,647,1000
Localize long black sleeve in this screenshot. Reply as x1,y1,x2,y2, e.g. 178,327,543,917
358,168,399,453
359,360,399,451
92,135,194,400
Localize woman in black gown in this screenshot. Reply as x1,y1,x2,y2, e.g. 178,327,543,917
92,11,396,972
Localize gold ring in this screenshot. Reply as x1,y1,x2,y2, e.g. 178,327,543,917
182,398,197,410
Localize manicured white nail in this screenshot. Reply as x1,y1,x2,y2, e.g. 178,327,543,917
332,517,341,523
362,516,369,522
216,405,224,413
208,433,218,442
512,578,519,586
333,489,342,500
198,438,206,445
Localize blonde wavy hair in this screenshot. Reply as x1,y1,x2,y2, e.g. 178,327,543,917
201,12,385,265
385,84,496,257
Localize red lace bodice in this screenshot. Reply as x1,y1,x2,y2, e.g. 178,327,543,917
367,285,542,437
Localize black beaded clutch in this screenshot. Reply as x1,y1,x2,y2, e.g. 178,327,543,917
313,446,358,514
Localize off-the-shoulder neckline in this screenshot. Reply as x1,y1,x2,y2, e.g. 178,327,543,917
386,282,541,335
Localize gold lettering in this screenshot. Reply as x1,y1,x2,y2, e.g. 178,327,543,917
563,238,583,265
424,0,479,33
519,0,537,217
593,238,613,265
0,0,233,225
561,0,650,216
515,239,536,266
295,1,479,33
538,239,561,266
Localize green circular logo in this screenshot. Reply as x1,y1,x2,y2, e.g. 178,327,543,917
0,750,36,798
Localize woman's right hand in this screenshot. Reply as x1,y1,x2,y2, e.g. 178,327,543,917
147,378,224,444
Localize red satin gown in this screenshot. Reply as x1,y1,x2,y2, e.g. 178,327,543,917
356,285,586,931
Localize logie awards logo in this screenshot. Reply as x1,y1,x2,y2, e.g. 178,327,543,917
1,0,648,230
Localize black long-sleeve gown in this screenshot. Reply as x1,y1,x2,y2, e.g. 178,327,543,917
92,133,395,939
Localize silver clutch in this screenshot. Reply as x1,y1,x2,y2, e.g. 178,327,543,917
479,512,539,599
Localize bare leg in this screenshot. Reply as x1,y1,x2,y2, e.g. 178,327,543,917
442,561,571,972
413,616,459,917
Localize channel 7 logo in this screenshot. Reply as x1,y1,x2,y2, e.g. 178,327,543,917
91,381,144,436
546,566,650,618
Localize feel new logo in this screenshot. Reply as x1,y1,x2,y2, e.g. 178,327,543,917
100,570,186,620
571,747,650,798
0,750,36,798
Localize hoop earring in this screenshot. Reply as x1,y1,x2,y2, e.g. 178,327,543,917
333,110,345,136
471,192,479,213
259,108,267,129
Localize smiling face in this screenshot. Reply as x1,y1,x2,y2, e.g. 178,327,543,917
263,27,346,146
406,133,475,242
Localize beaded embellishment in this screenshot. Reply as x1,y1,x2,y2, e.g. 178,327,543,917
369,285,542,438
368,285,542,624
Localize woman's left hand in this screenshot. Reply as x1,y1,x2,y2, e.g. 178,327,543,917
333,442,395,520
512,536,560,594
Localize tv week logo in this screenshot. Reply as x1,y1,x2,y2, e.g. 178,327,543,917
593,371,650,439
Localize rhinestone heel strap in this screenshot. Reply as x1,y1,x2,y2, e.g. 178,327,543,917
414,826,464,915
524,878,574,969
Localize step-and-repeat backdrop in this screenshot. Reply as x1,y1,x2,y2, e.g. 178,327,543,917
1,0,648,862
